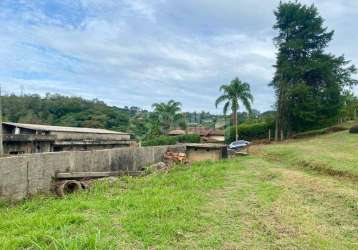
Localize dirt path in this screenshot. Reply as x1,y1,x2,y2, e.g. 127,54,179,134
179,157,358,249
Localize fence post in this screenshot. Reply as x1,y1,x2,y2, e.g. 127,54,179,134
268,129,271,142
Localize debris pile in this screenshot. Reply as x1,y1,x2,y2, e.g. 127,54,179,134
164,151,189,165
149,162,170,171
147,151,189,173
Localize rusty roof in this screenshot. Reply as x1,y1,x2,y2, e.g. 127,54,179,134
168,129,186,135
185,143,227,149
188,128,224,136
3,122,129,135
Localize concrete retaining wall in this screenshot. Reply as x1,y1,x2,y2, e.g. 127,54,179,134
0,145,185,201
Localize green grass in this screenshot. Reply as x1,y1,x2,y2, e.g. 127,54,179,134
0,131,357,249
0,161,243,249
257,131,358,178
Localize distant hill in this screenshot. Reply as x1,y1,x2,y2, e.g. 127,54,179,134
1,94,274,139
1,94,131,132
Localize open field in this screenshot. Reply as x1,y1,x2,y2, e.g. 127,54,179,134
257,131,358,179
0,131,357,249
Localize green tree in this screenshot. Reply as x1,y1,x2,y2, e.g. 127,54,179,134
1,94,131,132
272,2,357,138
152,100,183,134
143,113,162,140
215,77,253,141
341,91,358,121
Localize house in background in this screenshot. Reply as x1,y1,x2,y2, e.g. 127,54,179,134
2,122,135,155
168,129,186,136
187,127,225,143
168,127,225,144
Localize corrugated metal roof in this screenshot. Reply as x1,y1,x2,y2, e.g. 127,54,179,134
3,122,129,135
187,128,225,136
168,129,186,135
185,143,227,148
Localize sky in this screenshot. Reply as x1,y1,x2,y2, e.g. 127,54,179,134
0,0,357,113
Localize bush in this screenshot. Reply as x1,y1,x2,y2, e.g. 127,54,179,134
142,134,200,146
176,134,201,143
142,136,177,146
225,122,274,143
349,125,358,134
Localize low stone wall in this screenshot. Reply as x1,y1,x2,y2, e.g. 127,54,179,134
0,145,185,201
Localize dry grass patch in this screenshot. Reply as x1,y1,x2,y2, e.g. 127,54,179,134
179,157,358,249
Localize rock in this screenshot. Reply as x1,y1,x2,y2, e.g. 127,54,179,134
97,176,119,183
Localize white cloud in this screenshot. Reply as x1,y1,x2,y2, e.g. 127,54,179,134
0,0,357,113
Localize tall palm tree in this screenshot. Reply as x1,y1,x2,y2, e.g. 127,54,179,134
215,78,253,141
152,100,182,134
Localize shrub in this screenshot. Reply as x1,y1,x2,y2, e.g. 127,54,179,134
225,122,274,143
142,136,177,146
349,125,358,134
142,134,200,146
176,134,201,143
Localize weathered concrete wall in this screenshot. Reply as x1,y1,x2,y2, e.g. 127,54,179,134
52,131,130,141
4,140,53,155
0,145,185,201
186,148,222,162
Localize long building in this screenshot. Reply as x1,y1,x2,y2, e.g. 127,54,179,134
2,122,135,155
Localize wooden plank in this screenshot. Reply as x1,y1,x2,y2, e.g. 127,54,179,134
56,171,142,179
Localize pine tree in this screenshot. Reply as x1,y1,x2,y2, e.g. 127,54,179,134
272,1,357,137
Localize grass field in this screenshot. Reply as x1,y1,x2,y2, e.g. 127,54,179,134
0,131,357,249
257,131,358,178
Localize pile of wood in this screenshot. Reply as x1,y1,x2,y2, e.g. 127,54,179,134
164,151,188,165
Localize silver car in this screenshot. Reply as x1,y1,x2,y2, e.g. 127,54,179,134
229,140,251,150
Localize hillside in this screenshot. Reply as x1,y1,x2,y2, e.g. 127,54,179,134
1,94,273,140
2,94,131,132
0,131,357,249
257,131,358,178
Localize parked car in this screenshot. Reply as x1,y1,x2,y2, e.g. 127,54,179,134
228,140,251,150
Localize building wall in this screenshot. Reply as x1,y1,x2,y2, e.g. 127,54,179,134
0,145,186,201
3,141,32,155
54,143,130,152
3,138,133,155
186,148,222,162
51,131,130,141
4,141,53,155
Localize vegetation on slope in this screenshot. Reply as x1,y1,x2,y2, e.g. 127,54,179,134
2,94,131,132
1,93,278,141
257,130,358,179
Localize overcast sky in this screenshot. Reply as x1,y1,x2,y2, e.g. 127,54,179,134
1,0,357,113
